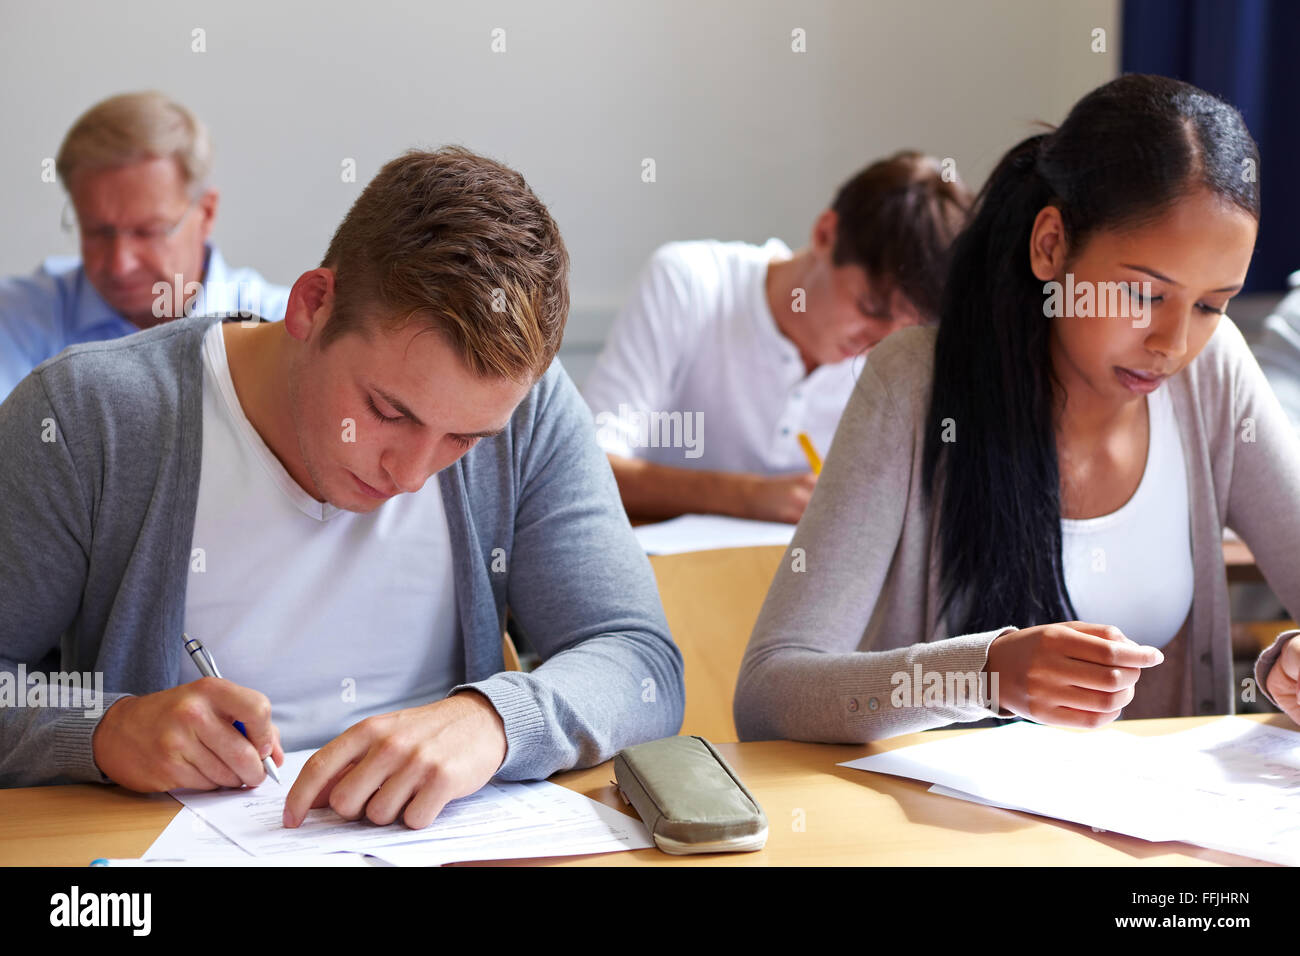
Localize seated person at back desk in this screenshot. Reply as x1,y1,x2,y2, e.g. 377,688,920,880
1251,270,1300,434
0,90,288,401
0,146,684,831
582,151,971,523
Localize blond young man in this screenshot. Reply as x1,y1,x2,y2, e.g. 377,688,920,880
0,91,288,400
0,148,683,830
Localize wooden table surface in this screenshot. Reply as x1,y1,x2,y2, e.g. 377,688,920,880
648,544,785,743
0,713,1284,867
1224,535,1265,583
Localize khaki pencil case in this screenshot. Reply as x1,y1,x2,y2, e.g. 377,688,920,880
613,735,768,854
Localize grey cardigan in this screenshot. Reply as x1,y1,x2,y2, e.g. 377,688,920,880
0,315,684,787
735,320,1300,743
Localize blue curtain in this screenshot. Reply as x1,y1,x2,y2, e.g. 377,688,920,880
1122,0,1300,292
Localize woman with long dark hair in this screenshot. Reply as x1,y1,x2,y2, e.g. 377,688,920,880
735,73,1300,742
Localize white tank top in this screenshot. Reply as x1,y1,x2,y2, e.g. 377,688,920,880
1060,386,1193,648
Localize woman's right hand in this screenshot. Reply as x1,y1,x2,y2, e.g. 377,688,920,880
984,622,1165,729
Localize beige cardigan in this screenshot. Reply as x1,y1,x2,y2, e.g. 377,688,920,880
734,319,1300,743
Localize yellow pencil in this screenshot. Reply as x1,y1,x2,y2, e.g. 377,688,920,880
797,432,822,475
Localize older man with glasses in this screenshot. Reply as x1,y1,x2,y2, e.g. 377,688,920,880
0,91,288,400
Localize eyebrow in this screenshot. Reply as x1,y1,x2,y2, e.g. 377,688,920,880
370,384,508,439
1119,264,1243,294
857,296,890,316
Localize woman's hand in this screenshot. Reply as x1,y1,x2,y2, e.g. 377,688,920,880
1264,636,1300,726
984,621,1164,729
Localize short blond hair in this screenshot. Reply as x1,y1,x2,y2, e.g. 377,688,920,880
320,147,570,383
55,91,212,193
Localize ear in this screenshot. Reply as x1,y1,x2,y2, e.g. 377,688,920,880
284,268,336,344
810,208,839,257
195,187,219,242
1028,205,1068,282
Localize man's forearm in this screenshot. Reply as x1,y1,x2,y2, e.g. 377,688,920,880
606,454,754,521
455,629,685,780
0,676,126,787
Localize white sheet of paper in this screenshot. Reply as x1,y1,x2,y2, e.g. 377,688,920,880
144,805,250,859
137,805,376,865
842,721,1174,840
173,748,652,862
927,784,1029,813
366,799,653,866
633,514,794,555
841,717,1300,865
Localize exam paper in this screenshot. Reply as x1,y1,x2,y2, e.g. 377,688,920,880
145,805,250,859
841,717,1300,865
139,806,375,866
633,514,794,554
174,748,652,862
927,784,1028,813
365,804,653,866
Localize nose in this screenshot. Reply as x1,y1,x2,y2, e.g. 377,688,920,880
379,442,441,495
1145,303,1190,363
852,320,887,352
107,234,141,278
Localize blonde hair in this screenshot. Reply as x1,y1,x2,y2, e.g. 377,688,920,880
55,91,212,193
320,147,570,383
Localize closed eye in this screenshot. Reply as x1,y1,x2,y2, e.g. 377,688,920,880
368,394,479,448
365,395,402,424
1128,289,1227,315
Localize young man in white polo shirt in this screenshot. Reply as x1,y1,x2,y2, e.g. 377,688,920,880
582,151,971,523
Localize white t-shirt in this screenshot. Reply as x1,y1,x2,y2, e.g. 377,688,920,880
581,239,863,474
184,323,462,751
1061,385,1193,648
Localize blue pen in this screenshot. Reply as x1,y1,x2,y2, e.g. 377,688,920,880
183,634,280,784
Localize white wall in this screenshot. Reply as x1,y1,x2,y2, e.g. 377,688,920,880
0,0,1118,383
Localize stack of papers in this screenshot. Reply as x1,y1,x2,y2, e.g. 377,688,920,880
634,515,794,554
99,748,651,867
840,717,1300,865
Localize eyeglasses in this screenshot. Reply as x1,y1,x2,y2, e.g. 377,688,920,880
61,199,196,247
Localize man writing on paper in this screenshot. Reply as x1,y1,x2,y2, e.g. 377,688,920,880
0,90,289,401
0,148,684,831
581,151,971,523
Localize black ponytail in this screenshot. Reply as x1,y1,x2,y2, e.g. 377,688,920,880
921,74,1260,636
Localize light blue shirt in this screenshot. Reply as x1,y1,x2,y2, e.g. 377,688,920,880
0,244,289,400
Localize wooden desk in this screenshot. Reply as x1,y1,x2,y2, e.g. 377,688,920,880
648,545,785,744
0,714,1282,867
1224,536,1265,584
1222,536,1296,651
